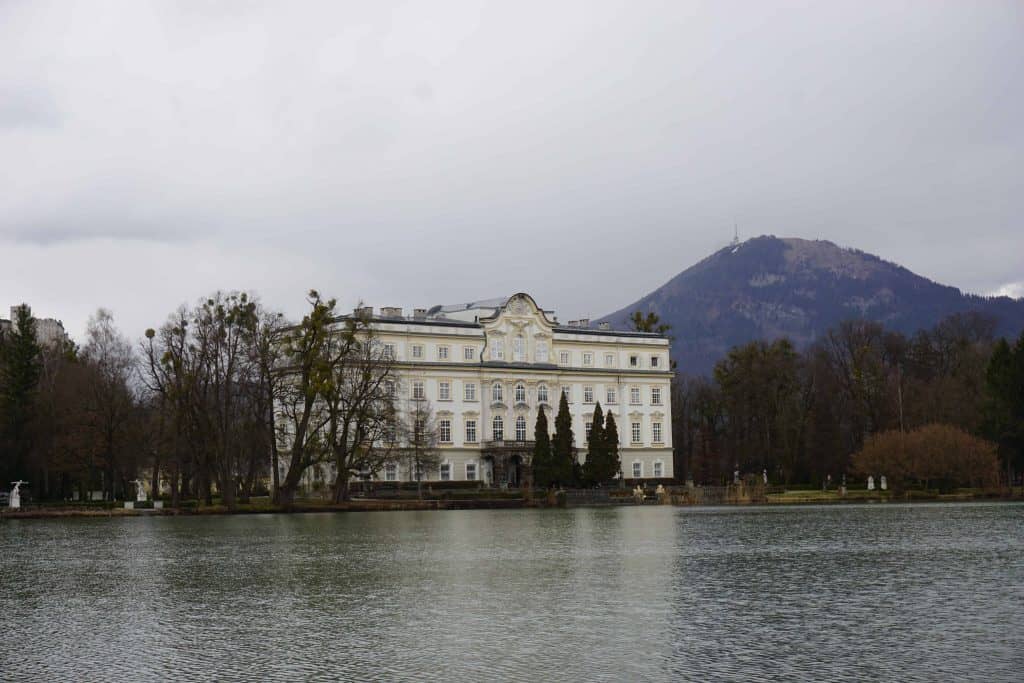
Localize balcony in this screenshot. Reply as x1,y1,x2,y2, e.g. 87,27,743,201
483,440,535,451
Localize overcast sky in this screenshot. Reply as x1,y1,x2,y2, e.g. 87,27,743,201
1,1,1021,342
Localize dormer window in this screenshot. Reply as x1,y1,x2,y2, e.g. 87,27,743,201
512,335,525,362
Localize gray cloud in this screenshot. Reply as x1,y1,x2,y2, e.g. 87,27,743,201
0,0,1021,341
0,85,62,129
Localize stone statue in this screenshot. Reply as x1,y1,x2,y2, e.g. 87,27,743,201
633,485,644,502
880,475,887,491
655,484,666,495
762,469,768,485
132,480,147,502
9,481,26,509
867,475,875,491
733,468,740,484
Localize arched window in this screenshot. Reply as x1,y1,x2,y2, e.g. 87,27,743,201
512,335,525,362
492,382,503,402
515,415,527,441
492,415,504,441
538,384,549,403
515,383,526,403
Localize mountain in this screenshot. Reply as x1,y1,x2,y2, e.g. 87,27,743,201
599,236,1024,375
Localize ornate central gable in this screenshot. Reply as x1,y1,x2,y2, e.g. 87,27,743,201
479,293,556,364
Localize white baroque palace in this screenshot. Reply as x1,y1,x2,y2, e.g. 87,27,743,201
363,293,673,484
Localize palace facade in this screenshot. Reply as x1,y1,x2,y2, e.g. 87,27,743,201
362,293,673,484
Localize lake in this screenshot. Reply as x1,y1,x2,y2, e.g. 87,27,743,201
1,503,1022,681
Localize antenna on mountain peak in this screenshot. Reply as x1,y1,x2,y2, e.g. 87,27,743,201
731,224,740,247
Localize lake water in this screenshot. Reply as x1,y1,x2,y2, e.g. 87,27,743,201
1,503,1022,681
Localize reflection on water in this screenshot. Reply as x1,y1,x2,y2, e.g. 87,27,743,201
1,503,1022,681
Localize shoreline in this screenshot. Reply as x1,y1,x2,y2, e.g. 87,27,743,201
2,491,1021,519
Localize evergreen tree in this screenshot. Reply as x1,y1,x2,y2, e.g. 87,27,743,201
0,304,42,482
604,412,621,482
532,405,553,488
985,333,1024,488
551,391,575,486
582,402,605,486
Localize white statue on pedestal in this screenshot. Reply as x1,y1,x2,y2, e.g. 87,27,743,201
763,469,768,485
9,481,27,509
131,480,147,502
880,475,887,491
867,475,875,491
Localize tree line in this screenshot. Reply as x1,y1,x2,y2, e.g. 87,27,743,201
0,290,428,508
668,311,1024,490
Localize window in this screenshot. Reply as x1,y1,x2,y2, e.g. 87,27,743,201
513,335,525,362
439,382,451,401
632,462,642,478
562,385,572,402
538,384,549,403
492,339,505,360
651,387,662,405
465,420,477,443
630,386,641,405
583,352,593,366
412,345,424,359
464,383,476,401
464,346,476,361
385,380,396,397
629,354,639,368
384,420,397,443
439,419,451,443
606,388,617,404
466,462,477,481
631,422,642,444
440,463,451,481
385,463,397,481
585,421,593,439
515,415,527,441
605,353,615,367
412,465,423,481
652,422,663,443
438,345,449,360
536,341,549,363
651,355,660,368
653,461,663,478
492,382,503,402
515,383,526,403
492,415,504,441
559,350,570,365
383,343,395,359
412,381,425,399
583,386,594,403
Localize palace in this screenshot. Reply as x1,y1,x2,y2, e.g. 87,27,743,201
356,293,673,485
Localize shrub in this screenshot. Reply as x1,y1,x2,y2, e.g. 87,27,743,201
852,424,1000,490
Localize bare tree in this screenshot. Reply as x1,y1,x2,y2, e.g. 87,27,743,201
398,396,440,499
322,315,398,501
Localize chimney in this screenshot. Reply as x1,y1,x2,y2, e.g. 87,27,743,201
567,320,579,328
579,318,590,328
598,322,610,330
413,308,427,320
381,307,403,318
355,306,373,318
